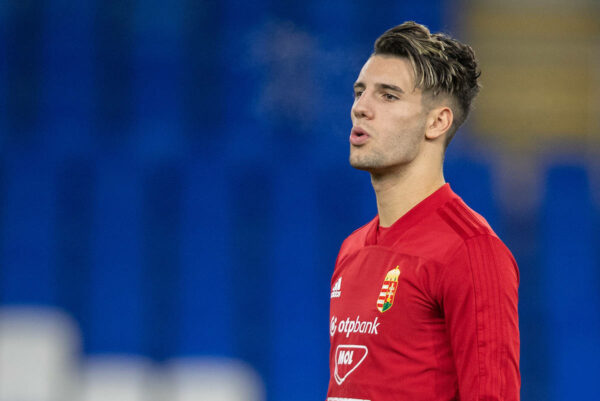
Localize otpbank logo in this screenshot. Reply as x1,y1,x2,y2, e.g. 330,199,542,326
330,316,380,338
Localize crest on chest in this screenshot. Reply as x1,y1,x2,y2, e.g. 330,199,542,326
376,266,401,313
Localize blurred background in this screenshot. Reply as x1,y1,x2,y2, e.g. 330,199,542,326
0,0,599,400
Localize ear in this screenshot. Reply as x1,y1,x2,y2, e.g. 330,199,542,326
425,106,453,141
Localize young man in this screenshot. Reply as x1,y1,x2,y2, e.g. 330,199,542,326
327,22,520,401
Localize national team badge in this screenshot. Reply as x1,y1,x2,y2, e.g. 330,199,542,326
376,266,401,313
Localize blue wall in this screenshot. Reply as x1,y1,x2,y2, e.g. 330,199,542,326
0,1,598,400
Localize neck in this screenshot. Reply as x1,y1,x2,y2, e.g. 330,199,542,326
371,151,445,227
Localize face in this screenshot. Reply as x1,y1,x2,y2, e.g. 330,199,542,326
349,55,428,173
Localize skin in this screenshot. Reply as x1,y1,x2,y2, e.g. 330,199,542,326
350,55,454,227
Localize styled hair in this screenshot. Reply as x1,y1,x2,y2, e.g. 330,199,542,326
374,21,481,144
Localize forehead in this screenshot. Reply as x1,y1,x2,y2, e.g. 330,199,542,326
356,55,416,91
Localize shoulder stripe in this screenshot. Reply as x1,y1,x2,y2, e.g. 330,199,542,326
453,200,489,234
446,201,485,237
449,200,489,236
438,207,470,238
438,200,490,239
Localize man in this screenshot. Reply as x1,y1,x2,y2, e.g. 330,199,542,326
327,22,520,401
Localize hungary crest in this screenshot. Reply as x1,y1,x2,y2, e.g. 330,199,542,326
376,266,401,312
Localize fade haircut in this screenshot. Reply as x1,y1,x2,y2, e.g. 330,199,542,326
374,21,481,145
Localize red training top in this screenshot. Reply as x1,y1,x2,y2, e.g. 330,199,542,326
326,184,520,401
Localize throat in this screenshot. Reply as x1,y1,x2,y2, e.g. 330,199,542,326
372,170,445,227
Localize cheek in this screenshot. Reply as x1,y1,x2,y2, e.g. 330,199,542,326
390,115,427,144
388,113,420,134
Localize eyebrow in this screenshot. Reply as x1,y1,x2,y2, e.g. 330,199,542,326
353,82,405,94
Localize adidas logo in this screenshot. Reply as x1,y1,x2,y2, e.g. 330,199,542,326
331,277,342,298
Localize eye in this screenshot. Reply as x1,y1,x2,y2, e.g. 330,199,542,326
383,93,398,101
354,90,363,99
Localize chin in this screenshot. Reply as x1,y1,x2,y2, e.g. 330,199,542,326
349,157,382,172
350,163,373,172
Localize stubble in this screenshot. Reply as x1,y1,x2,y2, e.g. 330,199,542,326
349,117,426,173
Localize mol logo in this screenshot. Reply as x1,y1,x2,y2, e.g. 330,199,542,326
338,350,354,364
334,345,368,385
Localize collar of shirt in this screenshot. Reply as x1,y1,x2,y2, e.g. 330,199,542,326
366,183,455,247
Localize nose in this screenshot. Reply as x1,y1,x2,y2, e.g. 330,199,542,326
352,92,374,120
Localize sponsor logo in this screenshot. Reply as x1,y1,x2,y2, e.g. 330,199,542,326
376,266,401,313
330,316,338,337
331,277,342,298
327,399,370,401
330,316,380,338
334,345,368,385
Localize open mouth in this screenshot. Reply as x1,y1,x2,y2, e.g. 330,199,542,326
350,127,370,145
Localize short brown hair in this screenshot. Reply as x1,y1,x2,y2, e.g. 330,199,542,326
374,21,481,144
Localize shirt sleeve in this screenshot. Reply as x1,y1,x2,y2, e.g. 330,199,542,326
438,234,520,401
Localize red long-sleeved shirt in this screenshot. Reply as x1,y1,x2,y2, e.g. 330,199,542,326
327,184,520,401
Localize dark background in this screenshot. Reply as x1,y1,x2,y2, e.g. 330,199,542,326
1,1,599,400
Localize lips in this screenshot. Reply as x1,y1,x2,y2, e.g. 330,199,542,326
350,126,370,146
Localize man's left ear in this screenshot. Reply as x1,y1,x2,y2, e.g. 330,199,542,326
425,107,453,141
